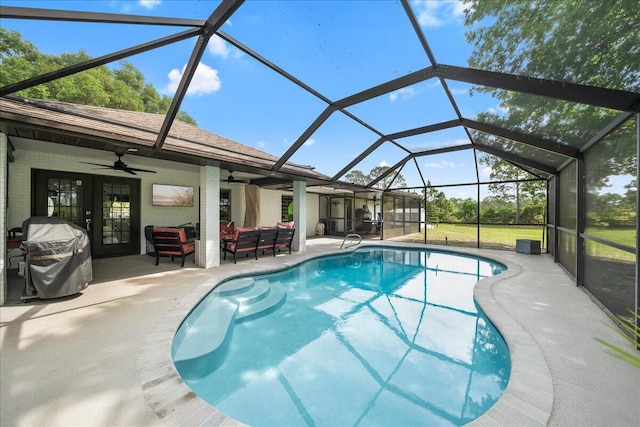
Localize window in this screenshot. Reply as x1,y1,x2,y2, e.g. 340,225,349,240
220,189,231,221
281,195,293,221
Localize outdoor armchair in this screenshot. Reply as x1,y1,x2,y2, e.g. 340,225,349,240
222,228,261,263
274,227,295,254
151,227,195,267
257,228,279,256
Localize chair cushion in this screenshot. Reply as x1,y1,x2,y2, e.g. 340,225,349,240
227,242,257,253
220,221,235,240
153,227,194,255
226,228,258,252
154,227,187,243
232,227,256,239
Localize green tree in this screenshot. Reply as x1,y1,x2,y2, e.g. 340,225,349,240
344,170,368,186
465,1,638,230
423,181,452,224
465,0,638,180
369,165,407,189
465,0,638,91
480,196,517,224
454,197,478,223
344,166,407,189
479,154,546,224
0,28,196,125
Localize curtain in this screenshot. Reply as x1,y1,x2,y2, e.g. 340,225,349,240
244,184,260,227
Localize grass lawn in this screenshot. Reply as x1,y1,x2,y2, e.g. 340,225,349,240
393,223,636,261
583,227,636,262
584,227,636,248
394,223,546,250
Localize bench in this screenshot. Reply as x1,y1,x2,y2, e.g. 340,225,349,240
151,227,195,267
222,228,261,264
274,227,295,254
257,228,279,256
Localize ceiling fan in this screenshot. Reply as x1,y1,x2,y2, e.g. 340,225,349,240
223,170,250,183
81,153,157,175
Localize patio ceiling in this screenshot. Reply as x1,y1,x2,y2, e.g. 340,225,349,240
1,0,638,193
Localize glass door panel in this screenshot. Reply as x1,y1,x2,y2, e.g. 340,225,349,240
33,169,140,258
93,176,139,257
47,177,84,227
102,182,131,245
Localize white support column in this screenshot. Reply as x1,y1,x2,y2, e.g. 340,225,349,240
292,180,306,252
199,165,220,268
0,133,8,305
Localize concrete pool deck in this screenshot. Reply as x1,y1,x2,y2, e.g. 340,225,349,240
1,238,638,426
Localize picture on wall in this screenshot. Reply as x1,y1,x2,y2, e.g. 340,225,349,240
152,184,194,207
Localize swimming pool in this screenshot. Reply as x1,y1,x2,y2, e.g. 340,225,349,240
172,247,510,426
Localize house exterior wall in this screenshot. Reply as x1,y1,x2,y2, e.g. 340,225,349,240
7,137,320,259
260,189,320,238
1,133,8,304
302,189,319,239
220,186,319,237
8,137,200,254
222,183,245,228
261,188,285,227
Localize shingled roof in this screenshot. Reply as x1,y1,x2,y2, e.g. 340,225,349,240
0,95,331,184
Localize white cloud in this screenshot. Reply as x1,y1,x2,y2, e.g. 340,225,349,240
449,86,468,95
116,2,132,13
139,0,161,10
283,137,315,147
412,0,467,28
208,36,230,59
164,63,221,96
452,0,468,16
389,87,416,102
379,160,389,167
257,141,266,148
481,166,492,177
424,160,457,169
488,105,509,116
208,35,243,59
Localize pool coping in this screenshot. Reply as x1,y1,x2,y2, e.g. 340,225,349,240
137,243,553,427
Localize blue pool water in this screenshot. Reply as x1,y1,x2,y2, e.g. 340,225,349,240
173,248,510,426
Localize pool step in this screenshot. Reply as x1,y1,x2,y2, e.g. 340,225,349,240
173,279,288,379
236,281,287,323
226,279,271,306
214,277,255,296
172,297,238,363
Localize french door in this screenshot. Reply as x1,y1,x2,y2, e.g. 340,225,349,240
32,170,141,258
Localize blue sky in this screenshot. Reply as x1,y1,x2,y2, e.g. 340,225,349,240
2,0,524,199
